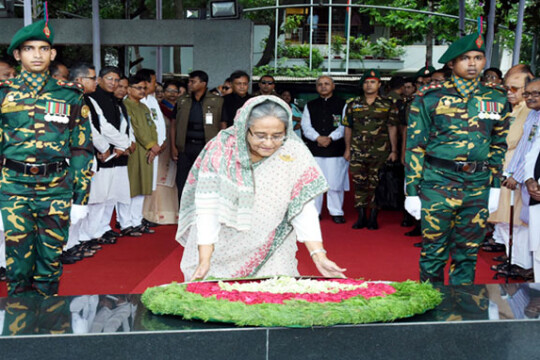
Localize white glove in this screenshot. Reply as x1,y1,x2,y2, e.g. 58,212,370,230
70,204,89,225
405,196,421,220
488,188,501,213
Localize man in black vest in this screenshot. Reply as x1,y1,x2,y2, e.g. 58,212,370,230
301,76,349,224
87,66,132,240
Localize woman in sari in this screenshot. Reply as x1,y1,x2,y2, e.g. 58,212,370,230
177,95,346,280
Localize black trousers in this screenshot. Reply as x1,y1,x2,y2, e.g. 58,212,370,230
176,140,205,204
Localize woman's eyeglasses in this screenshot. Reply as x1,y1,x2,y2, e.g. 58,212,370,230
523,91,540,99
248,128,286,143
260,81,275,85
222,86,230,91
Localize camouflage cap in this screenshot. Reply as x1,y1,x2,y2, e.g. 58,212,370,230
360,69,381,85
7,20,54,56
438,33,485,64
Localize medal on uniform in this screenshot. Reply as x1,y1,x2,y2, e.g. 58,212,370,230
45,101,70,124
332,114,341,127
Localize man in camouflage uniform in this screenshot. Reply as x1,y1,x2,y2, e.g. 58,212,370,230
404,33,510,285
343,69,399,230
0,20,94,295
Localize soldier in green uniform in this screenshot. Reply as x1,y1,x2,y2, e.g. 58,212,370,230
0,20,94,295
343,69,399,230
404,33,510,285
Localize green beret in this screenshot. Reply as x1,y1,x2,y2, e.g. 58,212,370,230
414,66,436,79
360,69,381,85
438,33,485,64
7,20,54,56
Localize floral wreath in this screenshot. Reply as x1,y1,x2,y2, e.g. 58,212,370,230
142,277,442,327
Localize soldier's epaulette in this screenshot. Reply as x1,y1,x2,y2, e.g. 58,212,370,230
0,79,13,88
56,80,84,92
482,81,506,93
346,97,360,104
416,83,443,97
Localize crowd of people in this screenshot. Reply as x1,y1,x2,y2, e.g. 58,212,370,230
0,19,539,296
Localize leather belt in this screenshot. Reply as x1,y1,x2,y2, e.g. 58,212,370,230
2,157,68,176
425,154,489,174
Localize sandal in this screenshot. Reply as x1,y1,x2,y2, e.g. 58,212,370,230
492,255,507,262
482,243,505,252
120,226,142,237
137,224,155,234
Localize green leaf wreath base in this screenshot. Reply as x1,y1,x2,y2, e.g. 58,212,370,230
141,279,442,328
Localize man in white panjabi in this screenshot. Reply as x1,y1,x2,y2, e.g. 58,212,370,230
301,76,349,224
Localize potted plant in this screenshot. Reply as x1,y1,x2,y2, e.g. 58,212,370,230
372,37,405,59
331,35,346,59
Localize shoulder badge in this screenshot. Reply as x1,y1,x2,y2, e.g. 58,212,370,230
81,105,90,118
417,83,443,97
0,80,13,87
58,81,84,93
483,82,506,93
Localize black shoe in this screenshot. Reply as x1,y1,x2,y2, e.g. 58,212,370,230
60,252,82,264
352,207,367,229
332,215,346,224
136,224,155,234
142,219,159,228
401,212,414,227
103,230,120,238
0,267,6,281
115,222,121,229
413,242,423,248
405,224,421,237
367,209,379,230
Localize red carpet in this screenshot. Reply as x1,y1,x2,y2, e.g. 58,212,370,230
0,202,522,297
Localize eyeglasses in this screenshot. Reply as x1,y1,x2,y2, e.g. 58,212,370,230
165,89,179,94
82,76,97,81
523,91,540,98
260,81,274,85
248,128,286,143
104,76,120,83
130,85,147,91
506,85,524,94
222,86,230,91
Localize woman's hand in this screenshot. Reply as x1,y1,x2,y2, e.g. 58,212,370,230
190,260,211,281
312,253,346,278
189,244,214,281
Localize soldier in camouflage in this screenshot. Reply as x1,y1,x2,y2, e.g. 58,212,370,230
404,33,510,285
0,20,94,295
343,69,399,230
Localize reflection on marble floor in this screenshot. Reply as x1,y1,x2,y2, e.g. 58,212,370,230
1,284,540,336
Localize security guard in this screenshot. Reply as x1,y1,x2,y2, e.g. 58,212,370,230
343,69,399,230
0,20,94,295
404,33,510,285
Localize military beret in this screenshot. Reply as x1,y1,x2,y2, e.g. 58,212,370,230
7,20,54,56
438,33,485,64
414,66,436,79
360,69,381,85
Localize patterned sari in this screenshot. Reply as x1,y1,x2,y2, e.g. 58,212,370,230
176,96,328,279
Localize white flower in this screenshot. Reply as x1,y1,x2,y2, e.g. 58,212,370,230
218,276,367,294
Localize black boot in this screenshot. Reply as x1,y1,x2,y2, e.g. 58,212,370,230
352,207,367,229
367,208,379,230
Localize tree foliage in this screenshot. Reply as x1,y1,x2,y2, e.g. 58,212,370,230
357,0,483,44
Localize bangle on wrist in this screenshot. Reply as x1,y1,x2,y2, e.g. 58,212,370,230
310,248,327,258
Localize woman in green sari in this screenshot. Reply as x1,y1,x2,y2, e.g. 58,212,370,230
176,95,346,280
